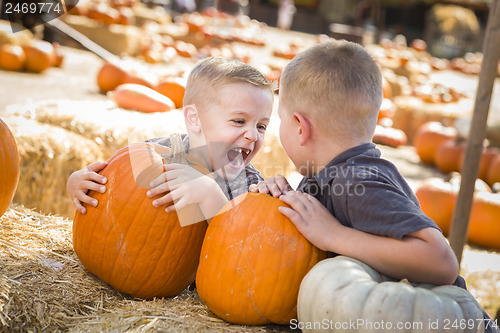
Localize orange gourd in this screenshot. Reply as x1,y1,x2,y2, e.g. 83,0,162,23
0,44,26,71
0,118,20,218
96,61,128,93
196,192,326,325
73,135,208,298
154,77,186,109
110,83,176,113
22,40,54,73
486,154,500,186
413,122,458,165
434,139,465,174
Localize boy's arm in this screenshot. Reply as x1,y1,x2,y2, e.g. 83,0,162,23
279,191,459,285
66,161,108,214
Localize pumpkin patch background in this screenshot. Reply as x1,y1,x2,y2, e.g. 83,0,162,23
1,2,500,331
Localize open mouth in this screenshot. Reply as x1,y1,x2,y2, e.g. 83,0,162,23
227,148,251,167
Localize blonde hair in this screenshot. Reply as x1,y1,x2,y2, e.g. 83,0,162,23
183,57,275,107
280,40,383,141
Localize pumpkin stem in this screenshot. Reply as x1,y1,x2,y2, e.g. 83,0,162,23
162,133,190,164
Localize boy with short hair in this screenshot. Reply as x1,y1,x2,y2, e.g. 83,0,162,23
67,56,274,222
250,40,498,332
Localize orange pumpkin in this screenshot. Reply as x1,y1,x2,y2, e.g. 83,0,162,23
372,125,407,148
0,44,26,71
0,118,20,218
468,192,500,250
96,61,127,93
434,139,465,174
22,40,54,73
196,192,326,325
73,136,209,298
458,146,500,181
110,83,176,113
413,122,458,165
486,154,500,186
416,176,492,238
154,77,186,109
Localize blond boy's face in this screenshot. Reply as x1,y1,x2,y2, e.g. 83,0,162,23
196,82,273,180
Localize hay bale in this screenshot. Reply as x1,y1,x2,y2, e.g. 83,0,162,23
0,204,297,332
392,95,473,143
6,99,187,159
61,15,143,56
2,116,106,218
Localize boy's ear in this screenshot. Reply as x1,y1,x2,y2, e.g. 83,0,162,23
184,105,201,134
293,112,311,146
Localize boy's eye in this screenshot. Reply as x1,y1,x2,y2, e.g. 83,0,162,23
231,119,245,125
257,124,267,132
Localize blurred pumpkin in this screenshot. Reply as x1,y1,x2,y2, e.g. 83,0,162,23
154,77,186,109
486,154,500,186
22,40,54,73
413,121,458,165
458,146,500,181
96,61,127,93
0,118,20,218
434,139,465,174
0,44,26,71
110,83,176,113
73,135,209,298
468,191,500,250
196,192,326,325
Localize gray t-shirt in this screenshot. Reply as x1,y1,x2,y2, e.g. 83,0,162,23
296,142,439,241
146,135,263,200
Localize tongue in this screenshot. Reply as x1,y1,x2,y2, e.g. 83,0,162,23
228,150,243,167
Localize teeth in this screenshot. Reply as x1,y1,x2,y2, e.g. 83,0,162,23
232,148,242,153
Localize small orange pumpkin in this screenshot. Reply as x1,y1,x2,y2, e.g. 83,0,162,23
154,77,186,109
486,154,500,186
0,44,26,71
196,192,326,325
434,139,465,174
73,136,209,298
458,146,500,181
22,40,54,73
96,61,127,93
0,118,20,218
413,121,458,165
110,83,176,113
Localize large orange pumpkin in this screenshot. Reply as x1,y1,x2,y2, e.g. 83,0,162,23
196,192,326,325
73,135,208,299
0,118,20,218
413,122,458,165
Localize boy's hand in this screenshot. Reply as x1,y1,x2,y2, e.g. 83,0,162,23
278,191,338,251
147,163,223,214
249,174,293,197
66,161,108,214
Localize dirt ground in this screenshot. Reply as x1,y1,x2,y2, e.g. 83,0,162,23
1,45,499,326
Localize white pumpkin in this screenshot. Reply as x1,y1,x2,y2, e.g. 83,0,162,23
297,256,484,333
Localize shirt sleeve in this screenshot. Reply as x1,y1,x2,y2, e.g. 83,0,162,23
339,178,440,240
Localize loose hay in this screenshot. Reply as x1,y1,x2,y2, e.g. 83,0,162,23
2,116,106,219
0,204,298,332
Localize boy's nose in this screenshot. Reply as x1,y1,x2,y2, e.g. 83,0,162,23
244,127,258,142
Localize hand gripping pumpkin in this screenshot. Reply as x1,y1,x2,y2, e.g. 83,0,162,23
298,256,485,333
196,192,326,325
73,134,208,299
0,118,20,218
